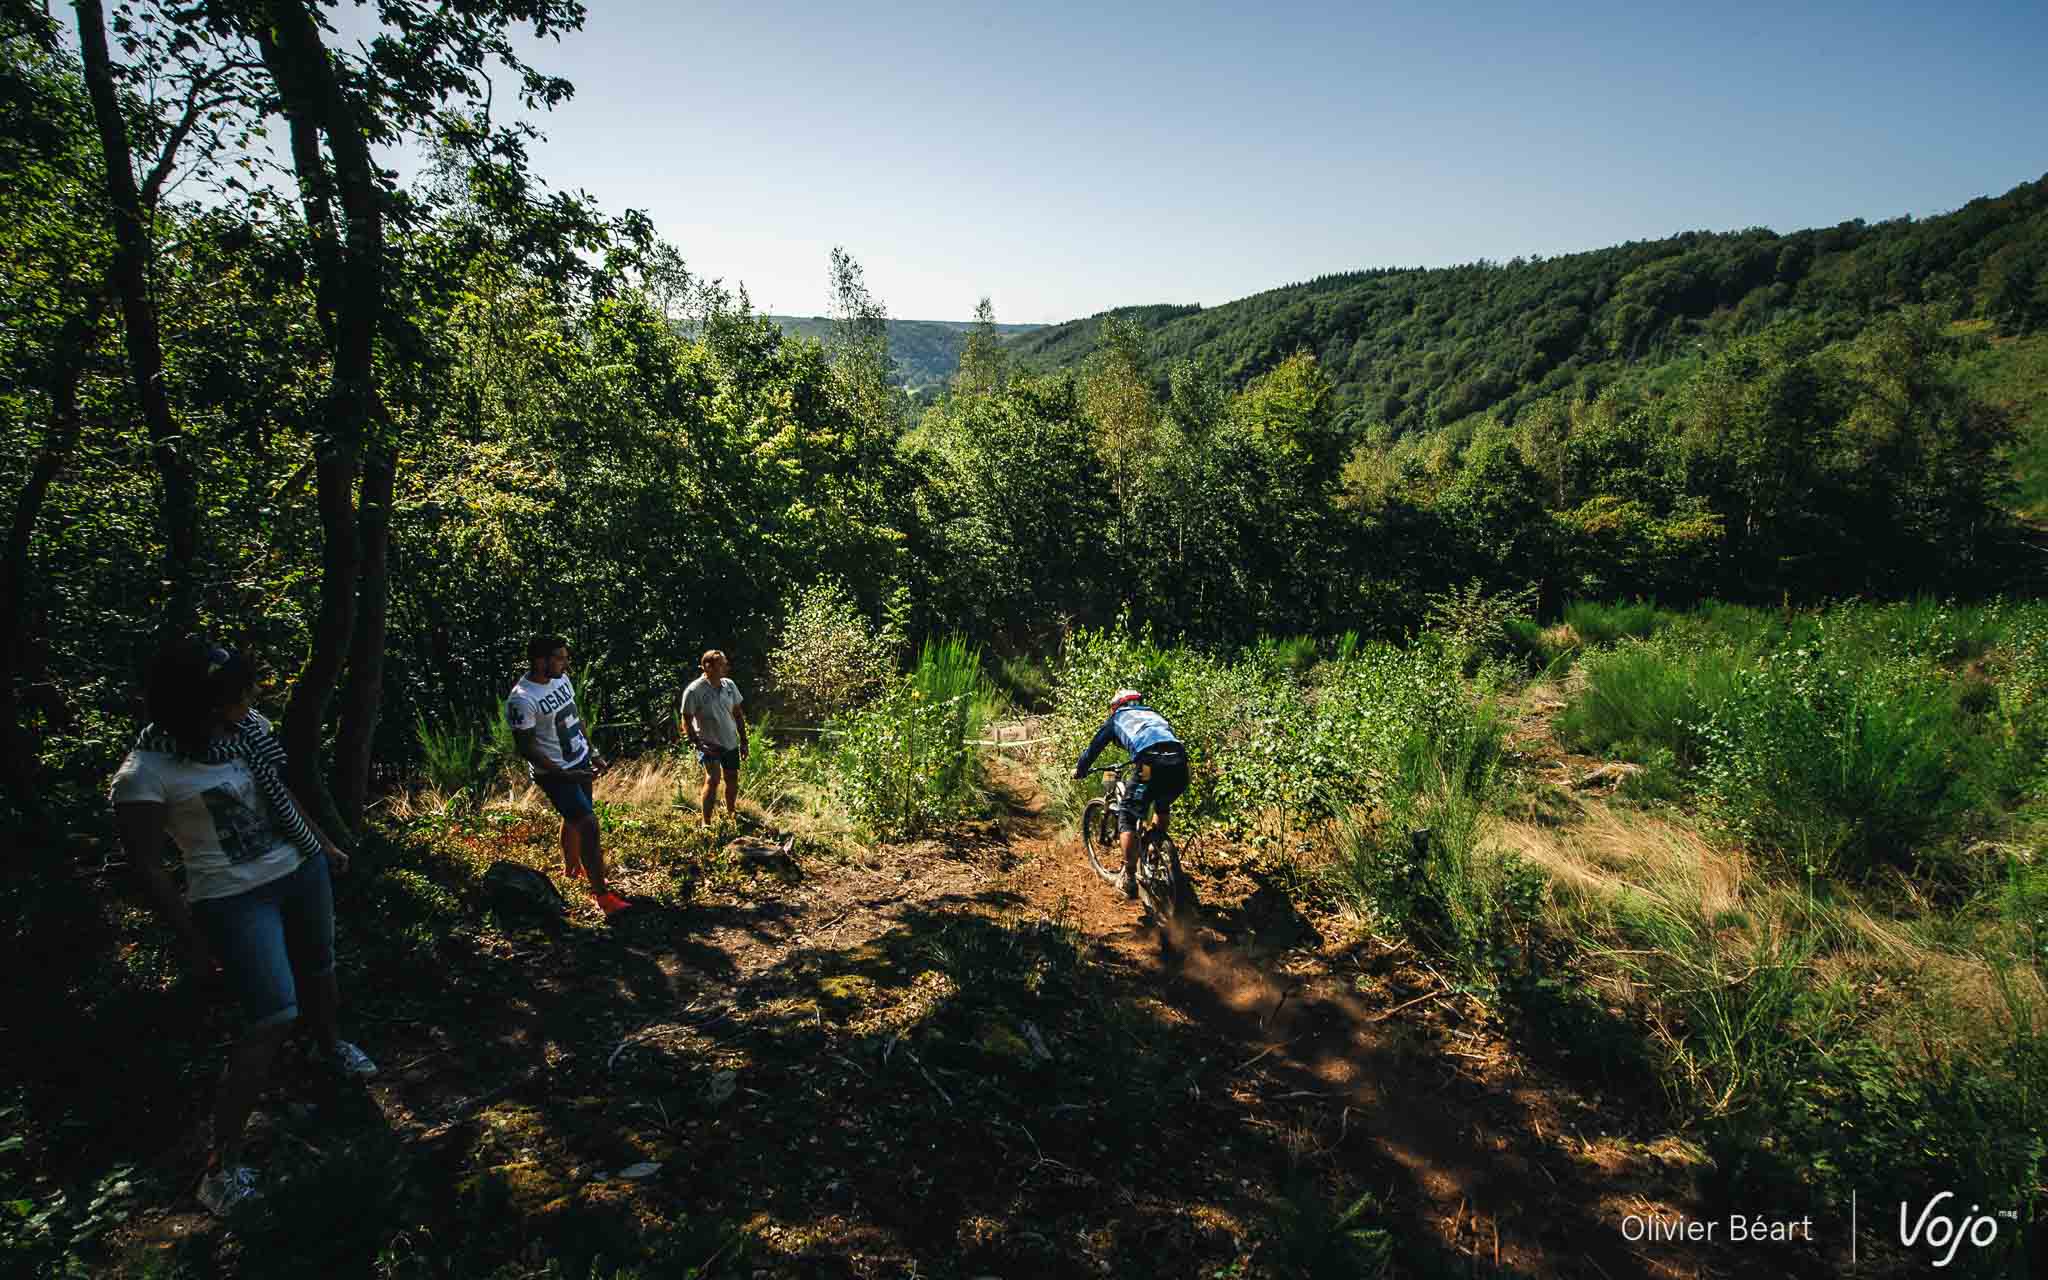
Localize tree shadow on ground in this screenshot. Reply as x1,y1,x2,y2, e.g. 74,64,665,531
12,808,1861,1279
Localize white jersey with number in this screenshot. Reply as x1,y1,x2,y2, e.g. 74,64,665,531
506,674,591,776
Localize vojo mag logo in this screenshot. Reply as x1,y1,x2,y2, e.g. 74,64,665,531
1894,1192,2019,1269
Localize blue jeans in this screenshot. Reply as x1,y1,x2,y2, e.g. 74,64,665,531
190,854,334,1030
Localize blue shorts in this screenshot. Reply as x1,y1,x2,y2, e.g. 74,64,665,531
190,854,335,1031
537,774,596,820
697,745,742,774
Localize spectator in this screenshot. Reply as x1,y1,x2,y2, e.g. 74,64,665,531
680,649,749,827
507,634,626,917
109,638,377,1217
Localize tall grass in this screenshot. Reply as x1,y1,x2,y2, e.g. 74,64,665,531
1562,598,1672,646
1245,633,1319,677
1501,617,1578,674
830,636,995,838
731,714,815,815
1595,897,1823,1117
414,703,516,811
1556,641,1745,767
1334,714,1536,973
992,653,1053,710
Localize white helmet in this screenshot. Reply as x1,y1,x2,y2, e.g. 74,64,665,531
1109,689,1142,711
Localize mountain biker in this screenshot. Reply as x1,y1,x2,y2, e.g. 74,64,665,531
1072,689,1189,899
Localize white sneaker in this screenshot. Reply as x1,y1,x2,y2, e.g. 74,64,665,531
197,1164,262,1216
312,1039,379,1079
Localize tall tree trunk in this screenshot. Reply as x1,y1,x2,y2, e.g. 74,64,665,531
284,454,361,822
1,304,104,813
73,0,199,648
334,444,395,826
255,0,393,830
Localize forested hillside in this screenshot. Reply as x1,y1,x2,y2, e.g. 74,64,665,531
6,5,2047,1275
768,315,1044,395
5,0,2044,818
1008,176,2048,436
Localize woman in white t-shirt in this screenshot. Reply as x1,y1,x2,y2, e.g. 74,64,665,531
108,638,377,1217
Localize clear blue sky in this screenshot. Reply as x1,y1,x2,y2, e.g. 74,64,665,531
98,0,2048,324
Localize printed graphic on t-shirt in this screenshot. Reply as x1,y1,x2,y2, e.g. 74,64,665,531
554,705,588,765
201,782,273,864
507,676,590,769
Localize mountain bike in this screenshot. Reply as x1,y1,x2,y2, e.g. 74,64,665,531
1081,759,1192,919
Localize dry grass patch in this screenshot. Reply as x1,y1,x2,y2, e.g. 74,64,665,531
1498,802,1745,925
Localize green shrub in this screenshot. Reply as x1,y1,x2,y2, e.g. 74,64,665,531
1501,617,1576,673
1421,578,1538,672
768,579,896,723
1769,982,2048,1234
1998,856,2048,966
1245,633,1319,677
1697,649,1989,877
992,653,1052,709
1822,597,2005,666
1681,600,1817,654
1990,603,2048,802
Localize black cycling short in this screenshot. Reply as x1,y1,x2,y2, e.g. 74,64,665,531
1117,748,1189,834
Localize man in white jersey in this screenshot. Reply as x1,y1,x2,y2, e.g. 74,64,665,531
680,648,749,827
507,634,627,917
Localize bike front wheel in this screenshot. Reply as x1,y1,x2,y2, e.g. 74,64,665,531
1081,798,1123,882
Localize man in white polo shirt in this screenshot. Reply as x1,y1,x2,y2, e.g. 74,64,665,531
680,648,749,827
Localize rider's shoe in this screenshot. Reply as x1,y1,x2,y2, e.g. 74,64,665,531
1119,869,1139,899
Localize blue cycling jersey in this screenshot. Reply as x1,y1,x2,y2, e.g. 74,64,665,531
1073,705,1184,777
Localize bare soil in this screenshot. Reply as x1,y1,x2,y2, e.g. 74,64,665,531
63,739,1852,1278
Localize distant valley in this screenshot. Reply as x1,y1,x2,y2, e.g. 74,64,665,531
766,316,1046,394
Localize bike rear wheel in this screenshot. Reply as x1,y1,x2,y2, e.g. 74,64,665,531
1136,830,1192,920
1081,798,1123,882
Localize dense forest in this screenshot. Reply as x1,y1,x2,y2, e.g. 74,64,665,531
4,0,2044,826
5,1,2047,1274
1008,178,2048,436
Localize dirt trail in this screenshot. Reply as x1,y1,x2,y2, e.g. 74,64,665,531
988,757,1738,1279
673,751,1791,1278
93,742,1828,1277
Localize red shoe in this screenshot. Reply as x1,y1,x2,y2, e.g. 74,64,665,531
593,892,631,917
562,861,588,881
